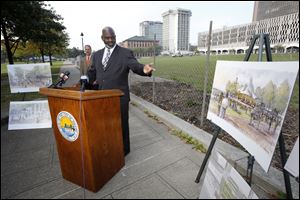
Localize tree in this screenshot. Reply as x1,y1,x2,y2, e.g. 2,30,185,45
1,1,68,65
225,77,241,96
1,1,46,64
248,77,255,96
189,44,198,52
262,80,277,109
30,5,67,65
43,30,69,65
274,80,290,113
255,86,264,100
66,47,83,58
229,49,236,54
154,45,162,56
14,40,40,63
274,44,285,53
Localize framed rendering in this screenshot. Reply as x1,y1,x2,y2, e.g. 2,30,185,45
8,100,52,130
199,150,258,199
207,61,299,172
7,63,52,93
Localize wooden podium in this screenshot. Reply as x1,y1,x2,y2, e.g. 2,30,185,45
39,87,125,192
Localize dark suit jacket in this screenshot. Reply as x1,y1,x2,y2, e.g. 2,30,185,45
79,53,93,76
88,45,151,102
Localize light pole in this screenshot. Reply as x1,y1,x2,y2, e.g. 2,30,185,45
80,32,84,52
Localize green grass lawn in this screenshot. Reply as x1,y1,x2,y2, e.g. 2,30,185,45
1,61,63,75
139,54,299,110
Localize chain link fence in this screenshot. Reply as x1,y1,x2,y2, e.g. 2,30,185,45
129,52,299,170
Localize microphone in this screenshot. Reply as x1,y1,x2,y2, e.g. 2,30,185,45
49,71,70,88
80,75,89,92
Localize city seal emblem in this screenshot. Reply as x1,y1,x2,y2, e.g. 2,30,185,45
57,111,79,142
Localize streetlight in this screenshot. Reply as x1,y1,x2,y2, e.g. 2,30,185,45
80,32,84,52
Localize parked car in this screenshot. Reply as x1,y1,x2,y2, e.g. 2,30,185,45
171,53,183,57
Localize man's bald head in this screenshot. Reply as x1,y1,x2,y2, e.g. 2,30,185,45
102,26,115,36
101,26,116,48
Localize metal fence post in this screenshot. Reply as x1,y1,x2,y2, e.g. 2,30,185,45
152,34,156,103
200,21,213,127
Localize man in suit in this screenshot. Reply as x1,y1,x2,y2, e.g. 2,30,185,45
88,26,155,156
80,44,93,76
75,45,97,89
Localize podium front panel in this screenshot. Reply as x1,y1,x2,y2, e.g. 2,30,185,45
45,89,124,192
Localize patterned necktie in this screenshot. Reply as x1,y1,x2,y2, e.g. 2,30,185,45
102,48,111,69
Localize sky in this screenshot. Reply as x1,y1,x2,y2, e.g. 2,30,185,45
48,1,254,51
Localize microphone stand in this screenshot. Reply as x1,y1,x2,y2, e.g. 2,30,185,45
48,72,70,88
80,76,88,92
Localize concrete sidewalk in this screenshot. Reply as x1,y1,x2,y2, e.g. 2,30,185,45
1,62,202,198
1,62,298,199
1,103,205,199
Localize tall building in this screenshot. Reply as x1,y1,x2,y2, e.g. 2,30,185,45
162,8,192,53
198,2,299,54
139,21,163,46
198,13,299,54
253,1,299,21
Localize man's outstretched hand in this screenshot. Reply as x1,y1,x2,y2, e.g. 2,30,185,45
143,63,156,75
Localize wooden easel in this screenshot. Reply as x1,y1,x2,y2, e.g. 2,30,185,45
195,33,293,199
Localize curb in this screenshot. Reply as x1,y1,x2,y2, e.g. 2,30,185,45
130,93,299,199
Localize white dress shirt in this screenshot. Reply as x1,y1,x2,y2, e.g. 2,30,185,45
102,44,117,64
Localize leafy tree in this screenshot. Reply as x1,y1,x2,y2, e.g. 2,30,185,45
225,77,241,96
274,80,290,113
14,40,40,63
66,47,83,58
229,49,236,54
262,80,277,109
225,80,232,93
189,44,198,52
30,5,67,65
1,1,46,64
274,44,285,53
255,86,264,100
248,77,255,96
44,30,69,65
1,1,68,65
154,45,162,55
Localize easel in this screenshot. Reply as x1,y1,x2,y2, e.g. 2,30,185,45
195,33,293,199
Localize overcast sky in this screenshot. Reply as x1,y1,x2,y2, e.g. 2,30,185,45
48,1,254,51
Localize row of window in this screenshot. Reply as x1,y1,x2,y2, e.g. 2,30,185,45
198,13,298,48
127,42,156,48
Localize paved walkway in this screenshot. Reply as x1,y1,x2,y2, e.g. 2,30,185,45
1,102,204,199
1,62,202,199
1,62,298,199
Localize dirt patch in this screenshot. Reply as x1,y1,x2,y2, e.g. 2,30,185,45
131,81,299,171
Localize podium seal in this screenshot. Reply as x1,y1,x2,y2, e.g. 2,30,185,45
57,111,79,142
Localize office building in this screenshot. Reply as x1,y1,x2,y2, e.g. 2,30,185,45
253,1,299,21
198,2,299,54
139,21,163,46
162,8,192,53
